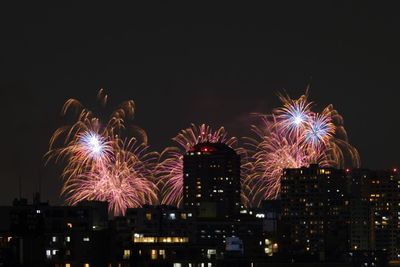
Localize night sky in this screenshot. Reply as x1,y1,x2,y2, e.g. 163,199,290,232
0,2,399,205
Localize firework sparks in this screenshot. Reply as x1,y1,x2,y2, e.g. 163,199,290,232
65,139,158,216
46,90,158,215
244,91,360,206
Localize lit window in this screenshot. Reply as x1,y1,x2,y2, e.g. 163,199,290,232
52,249,58,255
52,236,57,242
169,213,176,220
207,249,216,259
123,249,130,260
66,236,71,242
36,209,41,214
159,249,166,259
65,264,71,267
67,223,73,228
196,194,202,198
181,213,187,220
188,213,193,217
151,249,158,260
84,264,90,267
83,237,90,242
46,250,51,259
146,213,152,220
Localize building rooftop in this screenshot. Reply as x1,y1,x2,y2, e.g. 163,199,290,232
187,142,236,155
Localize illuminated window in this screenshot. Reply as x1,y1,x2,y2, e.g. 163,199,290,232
173,264,182,267
151,249,158,260
46,250,51,259
52,236,57,242
65,264,71,267
169,213,176,220
123,249,130,260
159,249,166,259
83,237,90,242
66,236,71,242
84,264,90,267
36,209,41,214
67,223,73,228
207,249,216,259
146,213,152,220
196,194,202,198
181,213,187,220
134,236,188,244
52,249,58,255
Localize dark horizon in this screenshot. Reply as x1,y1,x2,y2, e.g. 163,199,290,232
1,2,399,205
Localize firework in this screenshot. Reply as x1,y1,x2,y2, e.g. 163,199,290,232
46,89,158,215
157,124,238,207
244,91,360,206
65,138,158,216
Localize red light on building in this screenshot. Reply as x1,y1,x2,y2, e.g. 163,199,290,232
200,146,216,153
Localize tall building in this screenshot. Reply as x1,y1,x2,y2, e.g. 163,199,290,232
355,169,400,262
280,164,350,261
368,170,400,261
183,142,241,218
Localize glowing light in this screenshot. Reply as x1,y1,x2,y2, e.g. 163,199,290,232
243,90,360,206
46,90,158,216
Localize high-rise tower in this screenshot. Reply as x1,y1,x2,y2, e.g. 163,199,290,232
183,142,241,218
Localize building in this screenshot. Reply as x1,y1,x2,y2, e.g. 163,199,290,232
280,164,350,261
280,165,397,266
348,169,400,263
0,195,109,267
183,142,241,218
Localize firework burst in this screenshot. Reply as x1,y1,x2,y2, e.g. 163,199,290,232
46,89,158,215
244,90,360,206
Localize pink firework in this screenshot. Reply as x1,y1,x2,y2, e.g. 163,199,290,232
244,91,360,206
157,123,238,207
65,138,158,216
46,90,158,215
